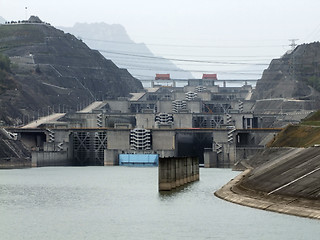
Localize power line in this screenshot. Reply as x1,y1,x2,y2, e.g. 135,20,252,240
303,24,320,43
36,61,263,77
119,65,263,75
98,49,270,66
105,53,273,62
82,37,287,49
115,62,263,74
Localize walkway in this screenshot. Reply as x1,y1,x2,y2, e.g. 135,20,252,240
21,113,65,129
78,101,104,113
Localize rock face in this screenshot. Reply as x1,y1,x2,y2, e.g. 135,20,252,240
252,42,320,102
0,19,143,125
59,22,194,80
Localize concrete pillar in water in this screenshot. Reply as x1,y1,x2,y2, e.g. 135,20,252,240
158,157,172,191
194,157,199,180
204,149,218,168
159,156,199,191
170,158,176,189
175,158,181,187
104,150,119,166
187,157,192,183
179,157,184,186
31,154,37,167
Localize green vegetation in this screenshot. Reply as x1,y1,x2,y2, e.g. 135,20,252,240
0,24,45,52
300,110,320,126
301,121,320,126
268,110,320,147
268,125,320,147
306,76,320,92
302,110,320,121
0,53,11,71
0,53,15,94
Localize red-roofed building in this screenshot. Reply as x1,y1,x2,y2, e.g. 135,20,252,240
202,74,217,80
155,74,171,80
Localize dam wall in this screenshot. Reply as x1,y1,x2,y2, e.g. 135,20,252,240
31,151,72,167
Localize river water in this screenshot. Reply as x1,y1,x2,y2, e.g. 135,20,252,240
0,167,319,240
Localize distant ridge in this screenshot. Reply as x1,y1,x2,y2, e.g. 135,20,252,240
0,16,6,24
59,22,194,80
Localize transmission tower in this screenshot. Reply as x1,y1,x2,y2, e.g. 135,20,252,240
289,39,299,50
288,39,299,81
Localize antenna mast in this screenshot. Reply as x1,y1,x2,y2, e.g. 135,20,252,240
25,7,28,20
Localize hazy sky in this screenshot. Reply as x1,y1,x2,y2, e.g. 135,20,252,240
2,0,320,79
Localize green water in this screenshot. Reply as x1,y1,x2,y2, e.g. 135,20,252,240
0,167,319,240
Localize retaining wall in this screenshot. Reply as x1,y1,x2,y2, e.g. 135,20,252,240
31,151,72,167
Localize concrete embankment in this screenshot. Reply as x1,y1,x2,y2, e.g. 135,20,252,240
0,128,31,169
215,147,320,220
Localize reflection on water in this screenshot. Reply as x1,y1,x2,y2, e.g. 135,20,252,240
159,181,199,200
0,167,319,240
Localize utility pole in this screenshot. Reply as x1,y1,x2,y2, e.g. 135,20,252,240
25,7,28,20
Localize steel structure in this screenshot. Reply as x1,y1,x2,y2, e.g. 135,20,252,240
73,131,107,166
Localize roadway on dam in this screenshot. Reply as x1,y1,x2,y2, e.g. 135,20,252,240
21,113,66,129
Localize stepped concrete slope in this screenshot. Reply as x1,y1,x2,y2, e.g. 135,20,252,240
0,128,31,168
243,147,320,199
215,147,320,219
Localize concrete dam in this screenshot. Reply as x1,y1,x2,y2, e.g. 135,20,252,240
10,127,280,168
3,75,313,168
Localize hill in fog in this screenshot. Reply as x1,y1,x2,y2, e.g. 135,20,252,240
0,18,142,125
0,16,6,24
59,22,194,80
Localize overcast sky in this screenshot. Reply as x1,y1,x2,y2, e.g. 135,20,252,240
2,0,320,79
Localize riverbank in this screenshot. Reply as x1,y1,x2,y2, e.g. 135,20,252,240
215,169,320,220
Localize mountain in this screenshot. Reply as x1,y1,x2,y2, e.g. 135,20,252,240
59,22,194,80
0,17,143,125
252,42,320,102
0,16,5,24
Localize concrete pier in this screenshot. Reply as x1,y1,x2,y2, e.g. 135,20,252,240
158,156,199,191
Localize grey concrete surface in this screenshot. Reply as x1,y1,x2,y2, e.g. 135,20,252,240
215,169,320,220
216,147,320,219
243,147,320,199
